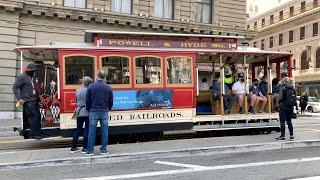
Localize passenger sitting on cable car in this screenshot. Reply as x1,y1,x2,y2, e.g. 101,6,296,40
200,78,210,90
212,74,235,114
232,74,246,114
249,79,267,114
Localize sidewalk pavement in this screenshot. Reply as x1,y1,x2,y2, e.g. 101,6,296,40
0,119,20,137
1,129,320,170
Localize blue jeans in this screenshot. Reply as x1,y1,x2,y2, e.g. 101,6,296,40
71,116,89,149
87,111,109,153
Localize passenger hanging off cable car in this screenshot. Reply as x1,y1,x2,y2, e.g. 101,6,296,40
212,74,235,115
223,57,236,89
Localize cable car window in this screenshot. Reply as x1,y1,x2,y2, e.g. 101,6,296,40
101,56,130,85
167,57,192,84
65,56,94,85
135,57,162,85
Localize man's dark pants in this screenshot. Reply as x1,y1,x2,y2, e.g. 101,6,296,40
23,101,42,136
279,108,294,137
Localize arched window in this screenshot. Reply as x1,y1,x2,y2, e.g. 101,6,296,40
316,48,320,68
300,50,309,70
135,56,162,87
101,56,130,85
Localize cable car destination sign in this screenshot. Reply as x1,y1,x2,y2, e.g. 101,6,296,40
98,36,238,49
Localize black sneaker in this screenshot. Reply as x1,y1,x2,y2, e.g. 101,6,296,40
239,107,243,114
275,136,285,141
289,136,294,141
70,147,79,154
100,150,109,155
81,148,87,154
85,152,94,156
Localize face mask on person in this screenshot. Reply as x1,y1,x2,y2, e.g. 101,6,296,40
254,82,258,86
225,75,231,78
240,78,245,83
26,70,35,77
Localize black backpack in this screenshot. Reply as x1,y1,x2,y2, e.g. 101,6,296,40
285,86,297,107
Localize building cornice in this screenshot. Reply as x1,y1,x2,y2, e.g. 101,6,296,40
0,0,255,39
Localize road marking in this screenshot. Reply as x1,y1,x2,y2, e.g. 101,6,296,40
291,176,320,180
67,156,320,180
0,151,15,155
154,160,208,169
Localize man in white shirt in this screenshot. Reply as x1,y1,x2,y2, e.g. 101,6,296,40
232,74,246,114
200,78,210,90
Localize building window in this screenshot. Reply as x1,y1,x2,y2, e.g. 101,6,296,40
166,57,192,85
301,50,309,70
289,6,294,17
64,0,86,8
313,22,319,36
270,15,274,24
254,42,257,48
301,1,306,12
261,39,265,50
247,25,250,29
279,34,283,46
195,0,212,24
314,0,319,8
262,18,265,27
279,11,284,21
154,0,174,19
102,56,130,85
65,56,94,85
254,21,257,29
111,0,132,14
135,57,162,85
289,30,294,43
316,48,320,68
269,37,274,48
300,26,305,40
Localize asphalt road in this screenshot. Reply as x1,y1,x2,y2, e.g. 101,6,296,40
0,147,320,180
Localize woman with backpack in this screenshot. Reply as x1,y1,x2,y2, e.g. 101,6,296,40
299,92,308,114
276,77,296,141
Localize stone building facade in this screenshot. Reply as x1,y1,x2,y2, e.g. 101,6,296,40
0,0,254,119
247,0,320,97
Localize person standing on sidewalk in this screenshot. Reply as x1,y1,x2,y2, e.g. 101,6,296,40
12,63,43,139
85,70,113,155
70,76,93,154
276,77,296,141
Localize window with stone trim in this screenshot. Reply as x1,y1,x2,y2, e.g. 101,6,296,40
279,34,283,46
154,0,174,19
279,11,284,21
270,15,274,24
316,48,320,68
300,26,305,40
313,22,319,36
301,1,306,12
262,18,265,27
289,30,294,43
301,50,309,70
261,39,265,50
111,0,132,14
64,0,86,8
269,37,274,48
195,0,212,24
289,6,294,17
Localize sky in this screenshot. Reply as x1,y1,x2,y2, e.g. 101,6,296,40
256,0,292,14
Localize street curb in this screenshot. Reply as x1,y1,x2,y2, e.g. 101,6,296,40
1,139,320,170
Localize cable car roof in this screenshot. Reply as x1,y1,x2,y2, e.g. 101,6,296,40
13,43,292,62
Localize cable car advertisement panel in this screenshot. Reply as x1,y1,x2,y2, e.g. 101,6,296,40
112,90,172,110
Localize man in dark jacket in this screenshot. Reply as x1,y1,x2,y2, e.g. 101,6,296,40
85,70,113,155
276,77,294,141
12,63,43,139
